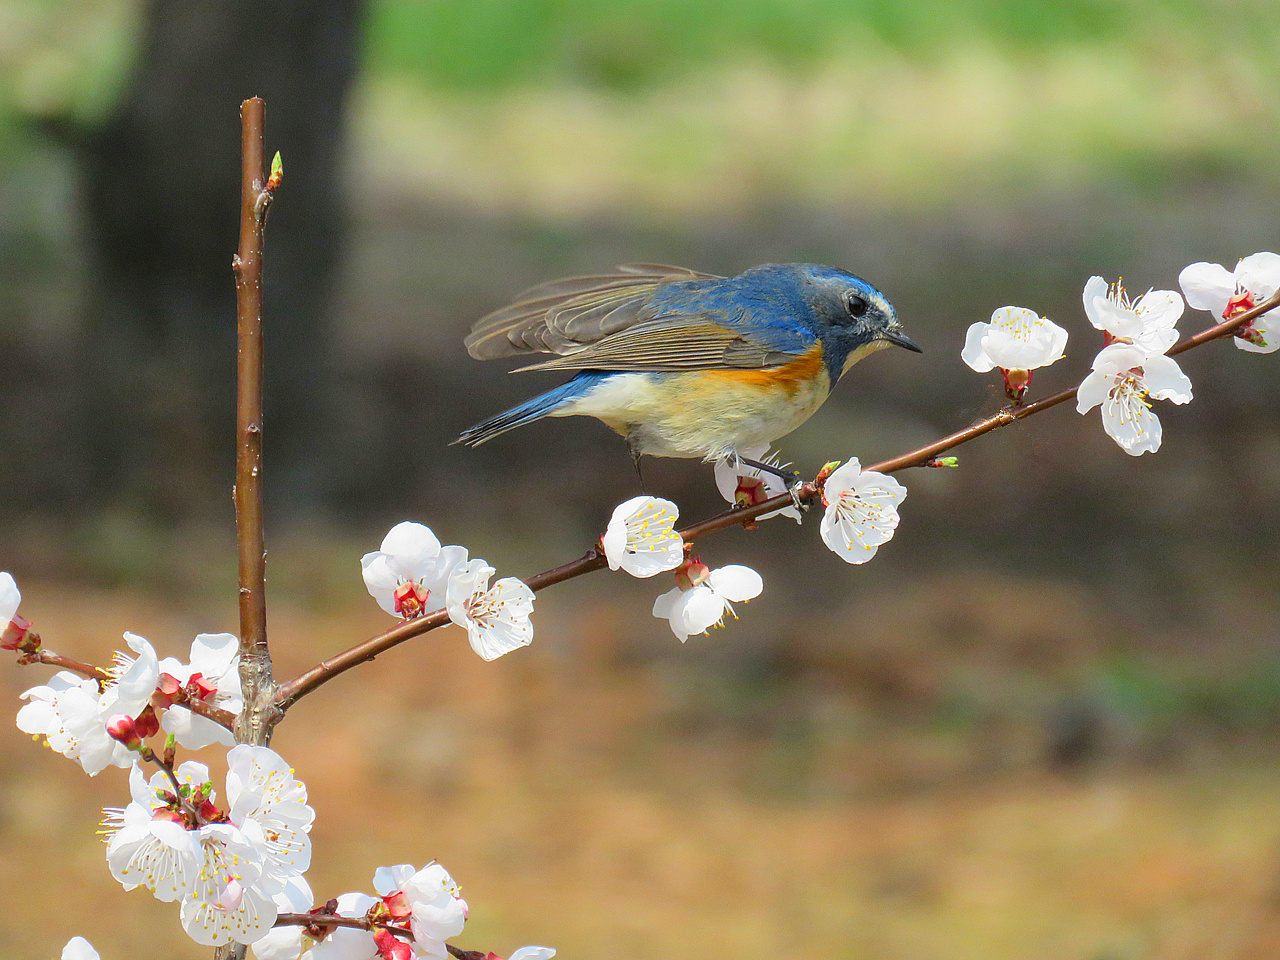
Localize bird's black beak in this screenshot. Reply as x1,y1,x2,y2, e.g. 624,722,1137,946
883,329,923,353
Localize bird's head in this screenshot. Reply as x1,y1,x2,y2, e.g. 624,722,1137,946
788,264,921,380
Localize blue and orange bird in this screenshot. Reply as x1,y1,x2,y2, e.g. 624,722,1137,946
456,263,921,474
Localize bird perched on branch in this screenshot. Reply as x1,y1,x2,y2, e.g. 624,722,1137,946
456,263,921,475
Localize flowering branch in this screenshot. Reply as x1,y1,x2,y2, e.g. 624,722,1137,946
231,97,282,746
33,649,110,683
271,914,488,960
274,286,1280,711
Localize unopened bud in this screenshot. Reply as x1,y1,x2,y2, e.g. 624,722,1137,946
267,152,284,192
107,715,142,751
373,929,413,960
1,614,36,653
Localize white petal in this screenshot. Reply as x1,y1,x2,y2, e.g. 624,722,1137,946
0,572,19,623
373,863,416,896
61,938,99,960
1090,341,1146,373
652,587,690,641
1141,354,1193,403
1132,289,1184,330
708,565,763,603
189,633,239,677
249,925,305,960
379,522,442,577
1075,369,1111,414
162,707,236,750
1236,252,1280,300
360,553,402,617
820,511,882,564
960,322,995,372
1101,389,1163,455
679,586,727,636
714,445,768,502
1178,261,1235,316
822,458,864,495
309,925,378,960
113,633,161,717
508,949,556,960
445,559,494,629
1081,276,1108,329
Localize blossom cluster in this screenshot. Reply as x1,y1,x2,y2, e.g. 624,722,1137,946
103,746,313,945
362,522,535,661
960,252,1278,456
18,631,241,775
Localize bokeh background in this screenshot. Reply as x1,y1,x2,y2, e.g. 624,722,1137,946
2,1,1280,957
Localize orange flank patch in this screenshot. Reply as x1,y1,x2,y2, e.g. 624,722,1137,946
705,344,825,395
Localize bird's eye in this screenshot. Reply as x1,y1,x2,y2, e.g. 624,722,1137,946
845,292,869,318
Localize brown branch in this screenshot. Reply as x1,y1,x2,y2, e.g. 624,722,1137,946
231,97,280,747
33,650,110,683
169,688,238,730
275,288,1280,712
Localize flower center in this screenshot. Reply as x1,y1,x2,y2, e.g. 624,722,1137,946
394,581,429,618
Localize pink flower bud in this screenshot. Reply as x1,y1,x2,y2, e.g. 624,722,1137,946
106,715,141,750
373,929,413,960
0,614,33,652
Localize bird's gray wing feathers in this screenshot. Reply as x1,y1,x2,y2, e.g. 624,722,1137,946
465,264,720,360
512,318,796,372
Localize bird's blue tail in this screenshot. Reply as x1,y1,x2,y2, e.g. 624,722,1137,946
455,373,607,447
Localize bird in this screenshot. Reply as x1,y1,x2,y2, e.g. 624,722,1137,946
456,262,921,477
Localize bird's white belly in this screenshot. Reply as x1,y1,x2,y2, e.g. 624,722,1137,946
555,366,832,459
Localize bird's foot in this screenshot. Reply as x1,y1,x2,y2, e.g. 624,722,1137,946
738,455,801,486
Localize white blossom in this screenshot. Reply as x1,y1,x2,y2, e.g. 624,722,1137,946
0,572,19,625
1076,342,1193,455
103,747,313,947
159,632,243,749
819,459,907,564
61,938,100,960
507,950,556,960
226,744,315,893
104,762,207,901
106,632,161,720
1179,252,1280,354
373,862,467,959
445,560,535,661
1082,275,1183,354
961,306,1068,372
180,821,276,946
714,447,802,523
362,522,468,619
601,496,684,576
652,564,763,642
17,670,134,776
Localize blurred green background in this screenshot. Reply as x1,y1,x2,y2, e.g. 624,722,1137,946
2,1,1280,958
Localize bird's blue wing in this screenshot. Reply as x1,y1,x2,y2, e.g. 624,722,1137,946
467,264,815,372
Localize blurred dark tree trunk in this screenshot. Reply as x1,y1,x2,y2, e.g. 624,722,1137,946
78,0,365,518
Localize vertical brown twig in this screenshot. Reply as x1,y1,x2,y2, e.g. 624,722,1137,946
231,97,279,747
